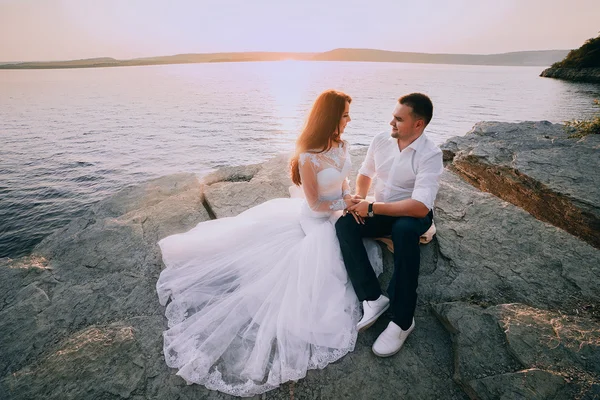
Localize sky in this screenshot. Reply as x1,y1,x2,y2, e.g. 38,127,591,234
0,0,599,62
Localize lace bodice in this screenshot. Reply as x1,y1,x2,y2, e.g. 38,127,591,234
298,142,351,212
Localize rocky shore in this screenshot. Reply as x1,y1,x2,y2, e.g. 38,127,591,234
1,122,599,399
539,67,600,84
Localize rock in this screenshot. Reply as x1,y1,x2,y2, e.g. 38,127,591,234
1,124,599,399
494,304,600,382
203,154,292,218
468,369,572,400
35,173,209,281
433,301,600,399
540,67,600,83
441,121,600,249
0,174,223,399
0,257,58,378
6,323,145,399
432,302,523,387
424,171,600,311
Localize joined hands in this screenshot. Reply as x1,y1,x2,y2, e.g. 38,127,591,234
343,195,369,224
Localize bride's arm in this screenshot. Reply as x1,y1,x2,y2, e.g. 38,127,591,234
341,143,352,199
342,178,351,199
299,154,352,212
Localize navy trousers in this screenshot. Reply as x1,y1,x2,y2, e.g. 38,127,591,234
335,211,433,330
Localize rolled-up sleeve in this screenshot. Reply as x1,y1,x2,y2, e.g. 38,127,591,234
411,149,443,210
358,136,377,178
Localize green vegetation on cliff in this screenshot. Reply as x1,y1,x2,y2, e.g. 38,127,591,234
552,34,600,68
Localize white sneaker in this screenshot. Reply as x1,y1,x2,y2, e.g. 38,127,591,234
372,319,415,357
357,295,390,332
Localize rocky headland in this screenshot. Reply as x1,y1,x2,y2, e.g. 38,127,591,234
540,35,600,84
1,122,599,399
539,67,600,84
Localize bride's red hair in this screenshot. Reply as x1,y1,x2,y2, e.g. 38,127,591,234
290,90,352,186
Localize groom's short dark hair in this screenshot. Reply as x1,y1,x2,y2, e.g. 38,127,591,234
399,93,433,126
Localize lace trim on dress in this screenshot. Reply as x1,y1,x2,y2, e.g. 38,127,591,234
168,301,361,397
325,142,345,170
342,179,351,197
329,198,346,211
299,152,320,168
299,141,346,170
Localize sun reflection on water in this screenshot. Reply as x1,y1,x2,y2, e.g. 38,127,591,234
264,61,320,141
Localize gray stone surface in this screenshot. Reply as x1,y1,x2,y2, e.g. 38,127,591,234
1,124,599,399
432,302,523,385
424,171,600,311
468,369,571,400
492,304,600,384
6,322,146,399
442,121,600,248
1,174,217,399
433,301,600,399
203,154,292,218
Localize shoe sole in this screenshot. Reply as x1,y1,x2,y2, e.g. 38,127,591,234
357,304,390,332
372,347,402,358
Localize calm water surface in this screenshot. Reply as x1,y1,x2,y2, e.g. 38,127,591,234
1,61,599,257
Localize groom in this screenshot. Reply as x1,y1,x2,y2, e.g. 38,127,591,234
336,93,443,357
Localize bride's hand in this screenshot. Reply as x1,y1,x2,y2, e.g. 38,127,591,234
344,199,365,224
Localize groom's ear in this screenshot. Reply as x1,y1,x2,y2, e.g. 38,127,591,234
415,118,425,131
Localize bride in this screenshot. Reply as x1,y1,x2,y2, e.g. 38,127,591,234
156,90,381,397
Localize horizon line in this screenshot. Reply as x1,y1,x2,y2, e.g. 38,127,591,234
0,47,572,64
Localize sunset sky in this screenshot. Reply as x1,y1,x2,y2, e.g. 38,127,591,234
1,0,599,62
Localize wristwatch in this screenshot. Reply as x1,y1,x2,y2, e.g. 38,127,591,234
367,202,374,217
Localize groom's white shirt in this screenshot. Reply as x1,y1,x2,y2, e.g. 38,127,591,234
358,132,443,211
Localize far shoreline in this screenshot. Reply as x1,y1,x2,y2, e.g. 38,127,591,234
0,48,569,70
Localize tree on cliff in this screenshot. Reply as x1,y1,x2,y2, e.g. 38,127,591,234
552,33,600,68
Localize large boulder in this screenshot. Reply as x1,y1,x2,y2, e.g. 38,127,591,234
202,154,291,218
433,302,600,399
425,171,600,310
0,174,214,400
442,121,600,249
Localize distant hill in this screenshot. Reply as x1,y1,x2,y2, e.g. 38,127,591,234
312,49,569,66
540,34,600,83
0,52,316,69
0,49,569,70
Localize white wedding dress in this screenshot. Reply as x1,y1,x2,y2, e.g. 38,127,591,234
156,143,382,397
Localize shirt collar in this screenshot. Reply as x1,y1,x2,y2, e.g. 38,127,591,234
388,133,427,152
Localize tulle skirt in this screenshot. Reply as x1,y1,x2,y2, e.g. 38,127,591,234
156,198,382,397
